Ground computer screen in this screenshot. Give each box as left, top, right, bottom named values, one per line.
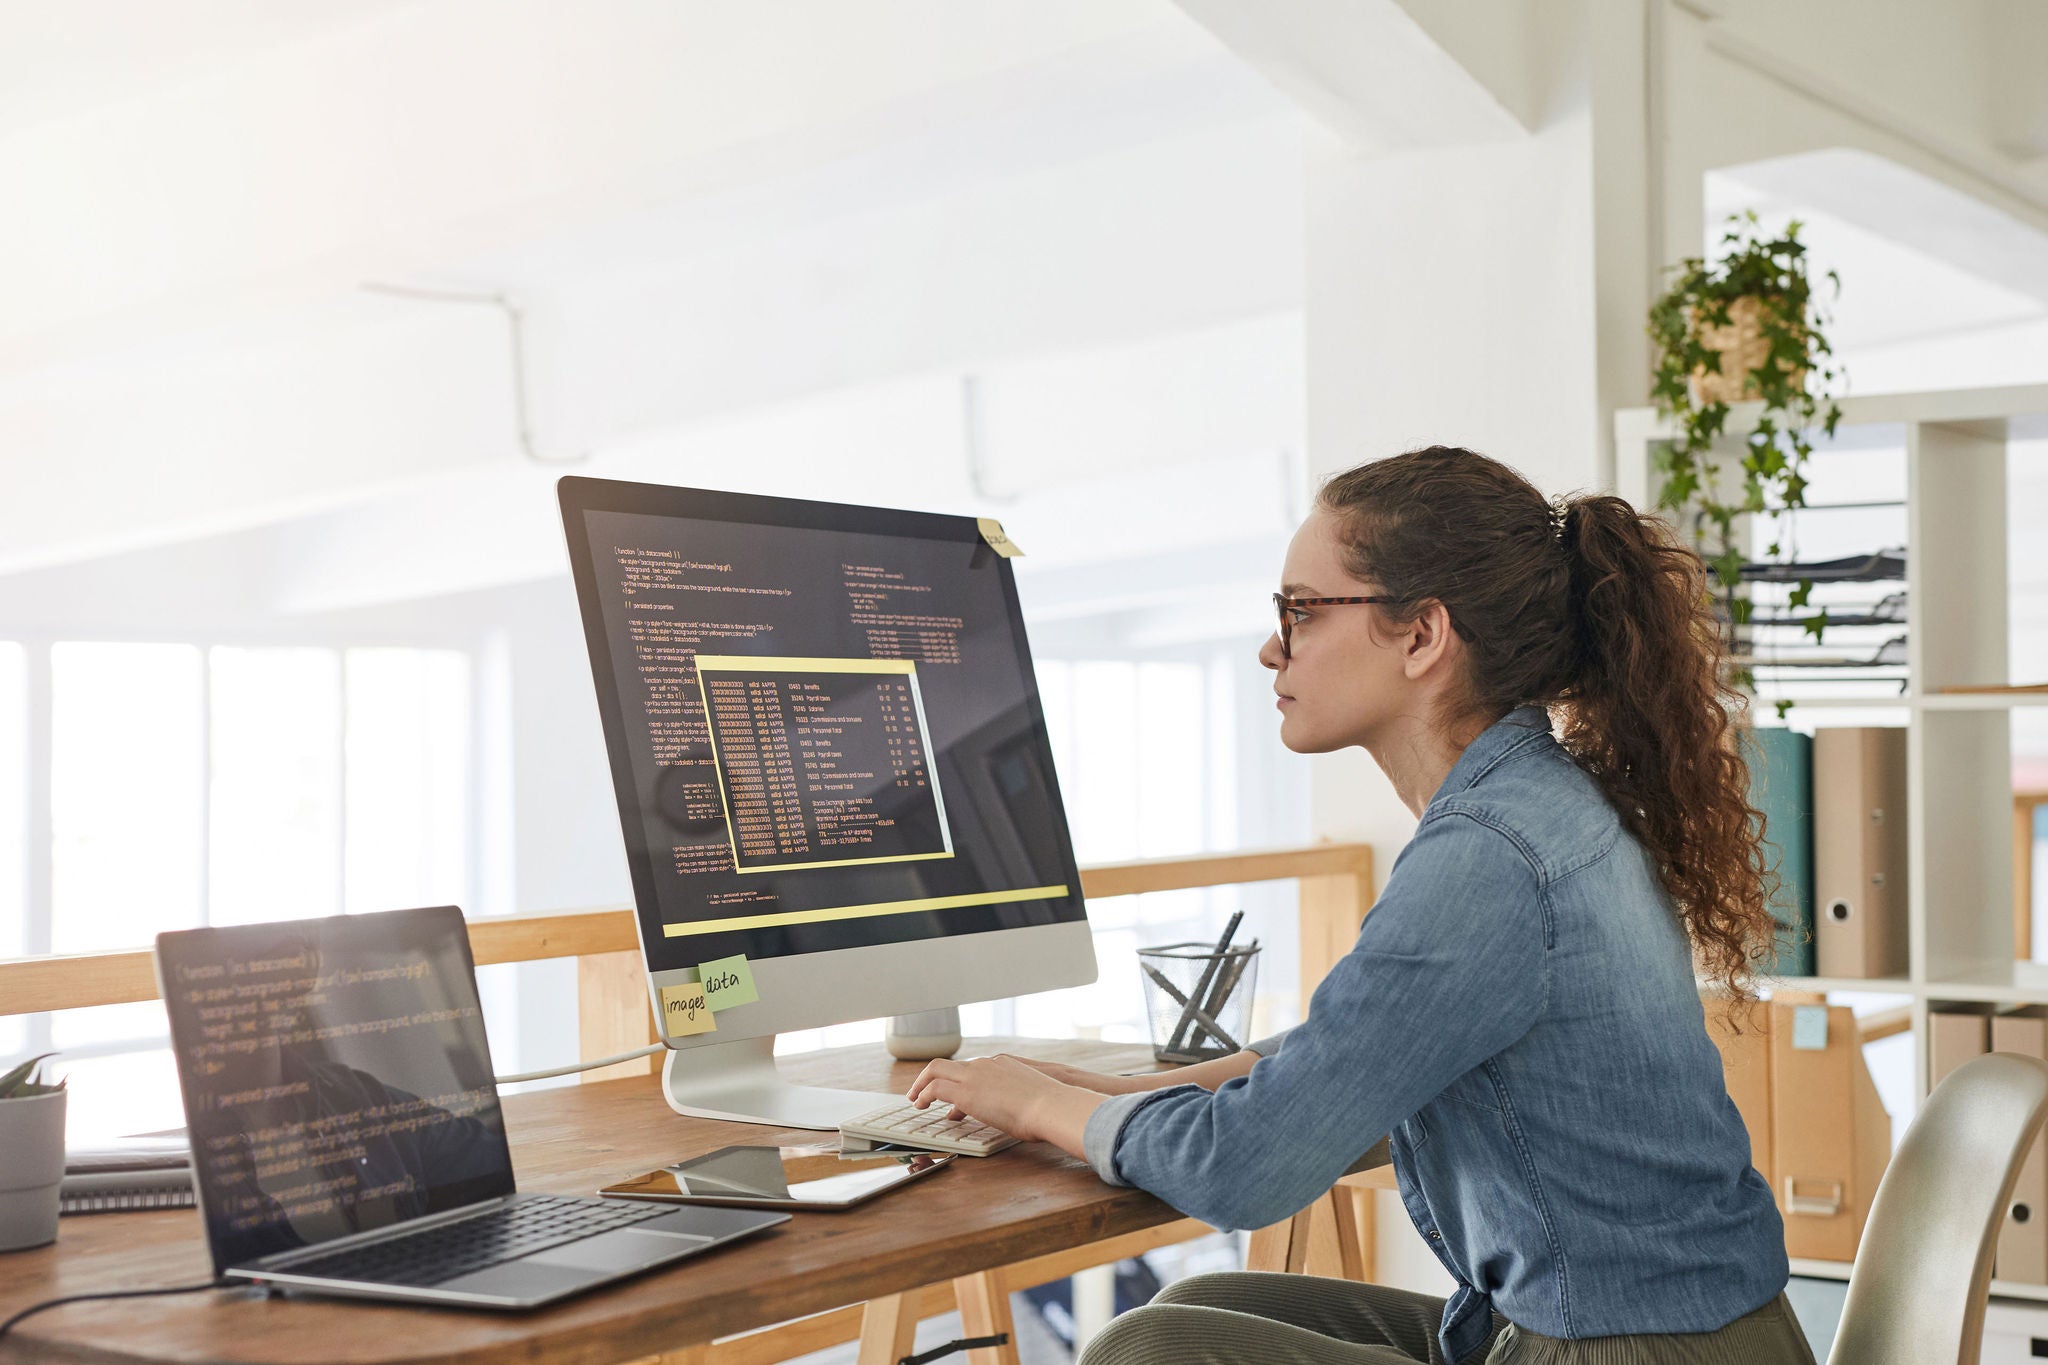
left=559, top=479, right=1089, bottom=991
left=157, top=906, right=514, bottom=1275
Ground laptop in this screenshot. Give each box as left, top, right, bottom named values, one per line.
left=157, top=905, right=787, bottom=1308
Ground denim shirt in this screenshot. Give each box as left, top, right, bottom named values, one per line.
left=1083, top=706, right=1785, bottom=1362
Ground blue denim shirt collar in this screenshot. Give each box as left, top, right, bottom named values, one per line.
left=1431, top=704, right=1553, bottom=803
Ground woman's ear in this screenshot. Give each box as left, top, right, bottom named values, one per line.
left=1401, top=598, right=1458, bottom=680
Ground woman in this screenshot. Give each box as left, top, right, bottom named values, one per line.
left=907, top=446, right=1816, bottom=1364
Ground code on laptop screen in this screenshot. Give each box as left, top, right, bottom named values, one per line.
left=157, top=906, right=515, bottom=1275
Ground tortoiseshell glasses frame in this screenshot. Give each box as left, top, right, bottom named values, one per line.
left=1271, top=593, right=1396, bottom=661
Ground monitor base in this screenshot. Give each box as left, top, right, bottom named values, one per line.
left=661, top=1036, right=891, bottom=1130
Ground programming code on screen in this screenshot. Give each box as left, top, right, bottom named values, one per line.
left=163, top=915, right=512, bottom=1272
left=696, top=657, right=952, bottom=873
left=577, top=500, right=1083, bottom=972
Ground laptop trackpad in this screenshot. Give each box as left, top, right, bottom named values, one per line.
left=527, top=1228, right=713, bottom=1274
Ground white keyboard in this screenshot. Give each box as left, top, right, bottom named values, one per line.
left=839, top=1101, right=1019, bottom=1157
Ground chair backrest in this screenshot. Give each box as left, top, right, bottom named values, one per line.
left=1830, top=1050, right=2048, bottom=1364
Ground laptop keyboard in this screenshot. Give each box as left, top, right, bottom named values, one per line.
left=275, top=1195, right=674, bottom=1288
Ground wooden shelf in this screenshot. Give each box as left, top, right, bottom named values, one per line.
left=1924, top=962, right=2048, bottom=1005
left=1617, top=383, right=2042, bottom=1108
left=1756, top=976, right=1915, bottom=998
left=1917, top=691, right=2048, bottom=711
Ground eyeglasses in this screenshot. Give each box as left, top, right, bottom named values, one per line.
left=1271, top=592, right=1475, bottom=659
left=1271, top=593, right=1396, bottom=661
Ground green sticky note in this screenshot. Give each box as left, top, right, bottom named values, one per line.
left=698, top=954, right=759, bottom=1012
left=1791, top=1004, right=1829, bottom=1051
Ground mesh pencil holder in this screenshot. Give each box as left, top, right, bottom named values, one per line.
left=1138, top=942, right=1259, bottom=1065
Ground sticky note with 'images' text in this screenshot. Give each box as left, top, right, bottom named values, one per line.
left=659, top=981, right=717, bottom=1036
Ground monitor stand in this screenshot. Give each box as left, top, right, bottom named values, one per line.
left=660, top=1036, right=891, bottom=1130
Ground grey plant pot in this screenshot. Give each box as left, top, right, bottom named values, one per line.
left=0, top=1088, right=66, bottom=1252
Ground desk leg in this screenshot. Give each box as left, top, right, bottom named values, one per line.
left=1328, top=1188, right=1375, bottom=1281
left=1245, top=1206, right=1313, bottom=1272
left=951, top=1269, right=1020, bottom=1365
left=858, top=1290, right=923, bottom=1365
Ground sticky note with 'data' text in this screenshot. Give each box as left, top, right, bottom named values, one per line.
left=699, top=954, right=759, bottom=1012
left=659, top=981, right=717, bottom=1036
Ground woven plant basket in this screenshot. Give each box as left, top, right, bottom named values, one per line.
left=1690, top=295, right=1806, bottom=406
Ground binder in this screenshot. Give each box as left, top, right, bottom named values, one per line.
left=1769, top=1001, right=1891, bottom=1261
left=1813, top=728, right=1909, bottom=979
left=1929, top=1005, right=1992, bottom=1091
left=1702, top=995, right=1774, bottom=1191
left=1994, top=1008, right=2048, bottom=1284
left=1742, top=728, right=1815, bottom=977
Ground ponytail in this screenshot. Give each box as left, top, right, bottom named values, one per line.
left=1317, top=449, right=1774, bottom=999
left=1555, top=495, right=1773, bottom=999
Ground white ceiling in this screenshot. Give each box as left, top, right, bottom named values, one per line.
left=0, top=0, right=1311, bottom=580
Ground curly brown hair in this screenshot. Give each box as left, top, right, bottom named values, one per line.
left=1316, top=445, right=1776, bottom=999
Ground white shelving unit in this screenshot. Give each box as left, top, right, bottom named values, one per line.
left=1617, top=382, right=2048, bottom=1301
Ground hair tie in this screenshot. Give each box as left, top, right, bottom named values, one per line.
left=1548, top=496, right=1571, bottom=544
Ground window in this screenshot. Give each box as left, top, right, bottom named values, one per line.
left=210, top=648, right=342, bottom=926
left=0, top=643, right=24, bottom=1057
left=7, top=643, right=474, bottom=1142
left=344, top=648, right=470, bottom=913
left=50, top=644, right=204, bottom=954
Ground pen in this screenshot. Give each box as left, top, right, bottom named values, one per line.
left=1165, top=910, right=1241, bottom=1055
left=1198, top=937, right=1257, bottom=1039
left=1142, top=962, right=1242, bottom=1055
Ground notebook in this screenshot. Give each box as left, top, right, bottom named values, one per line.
left=156, top=905, right=786, bottom=1308
left=61, top=1135, right=196, bottom=1215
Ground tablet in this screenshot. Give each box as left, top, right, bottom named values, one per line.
left=597, top=1144, right=954, bottom=1210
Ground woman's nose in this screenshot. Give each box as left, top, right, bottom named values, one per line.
left=1257, top=632, right=1283, bottom=671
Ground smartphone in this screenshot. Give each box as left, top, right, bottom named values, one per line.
left=597, top=1144, right=954, bottom=1211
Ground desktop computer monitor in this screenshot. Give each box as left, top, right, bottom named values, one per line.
left=558, top=477, right=1096, bottom=1128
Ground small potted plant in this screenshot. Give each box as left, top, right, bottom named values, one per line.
left=1647, top=210, right=1844, bottom=703
left=0, top=1053, right=67, bottom=1251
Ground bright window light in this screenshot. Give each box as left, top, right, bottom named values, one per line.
left=209, top=647, right=342, bottom=926
left=344, top=648, right=470, bottom=914
left=0, top=643, right=24, bottom=1057
left=50, top=643, right=203, bottom=954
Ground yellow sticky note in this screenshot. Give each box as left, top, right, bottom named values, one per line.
left=698, top=954, right=759, bottom=1012
left=976, top=517, right=1023, bottom=558
left=659, top=981, right=716, bottom=1036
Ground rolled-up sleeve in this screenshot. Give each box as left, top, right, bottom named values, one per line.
left=1096, top=811, right=1548, bottom=1231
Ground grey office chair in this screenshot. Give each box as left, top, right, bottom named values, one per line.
left=1829, top=1050, right=2048, bottom=1363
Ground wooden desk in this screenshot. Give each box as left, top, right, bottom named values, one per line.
left=0, top=1038, right=1218, bottom=1365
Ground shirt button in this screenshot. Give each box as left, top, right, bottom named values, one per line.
left=1427, top=1230, right=1441, bottom=1241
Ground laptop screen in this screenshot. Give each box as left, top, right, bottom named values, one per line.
left=157, top=906, right=516, bottom=1274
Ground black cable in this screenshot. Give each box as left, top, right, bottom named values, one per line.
left=0, top=1278, right=227, bottom=1342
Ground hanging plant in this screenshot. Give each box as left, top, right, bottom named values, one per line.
left=1648, top=211, right=1843, bottom=707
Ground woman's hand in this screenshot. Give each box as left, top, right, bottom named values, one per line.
left=1010, top=1056, right=1146, bottom=1096
left=906, top=1053, right=1106, bottom=1158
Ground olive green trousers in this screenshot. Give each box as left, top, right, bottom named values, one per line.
left=1076, top=1273, right=1817, bottom=1365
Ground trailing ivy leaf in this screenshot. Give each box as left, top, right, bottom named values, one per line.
left=1802, top=608, right=1830, bottom=642
left=1713, top=546, right=1744, bottom=588
left=1787, top=578, right=1813, bottom=610
left=1775, top=698, right=1794, bottom=720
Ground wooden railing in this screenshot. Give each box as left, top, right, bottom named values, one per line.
left=0, top=843, right=1377, bottom=1031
